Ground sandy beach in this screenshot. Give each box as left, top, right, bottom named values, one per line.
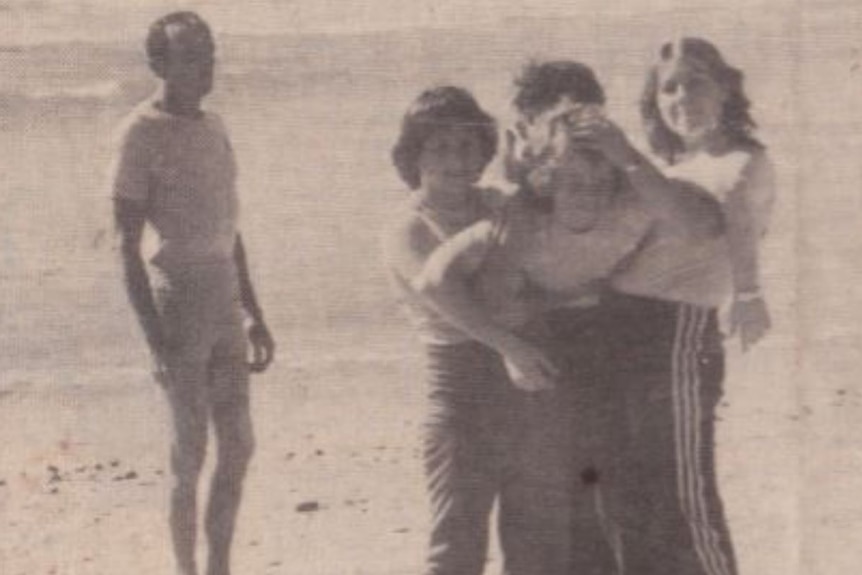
left=3, top=2, right=862, bottom=574
left=1, top=318, right=859, bottom=575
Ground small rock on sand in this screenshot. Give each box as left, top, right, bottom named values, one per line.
left=296, top=501, right=320, bottom=513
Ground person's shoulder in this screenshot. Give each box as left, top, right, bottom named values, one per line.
left=381, top=200, right=431, bottom=257
left=113, top=100, right=169, bottom=145
left=718, top=144, right=774, bottom=192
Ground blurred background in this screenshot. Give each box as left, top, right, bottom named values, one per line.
left=0, top=1, right=860, bottom=573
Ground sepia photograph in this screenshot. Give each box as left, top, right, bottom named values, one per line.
left=0, top=1, right=860, bottom=574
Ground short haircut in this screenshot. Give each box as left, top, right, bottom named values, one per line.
left=640, top=37, right=763, bottom=164
left=146, top=11, right=213, bottom=65
left=513, top=60, right=606, bottom=119
left=392, top=86, right=498, bottom=190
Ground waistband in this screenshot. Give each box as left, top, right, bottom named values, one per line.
left=602, top=290, right=717, bottom=313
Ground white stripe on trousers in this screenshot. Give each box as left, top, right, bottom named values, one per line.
left=672, top=305, right=733, bottom=575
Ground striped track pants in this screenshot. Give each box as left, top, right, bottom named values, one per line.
left=604, top=293, right=738, bottom=575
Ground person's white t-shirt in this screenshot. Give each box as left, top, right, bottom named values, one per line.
left=110, top=100, right=239, bottom=274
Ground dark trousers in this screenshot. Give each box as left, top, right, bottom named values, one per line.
left=421, top=341, right=511, bottom=575
left=601, top=293, right=739, bottom=575
left=421, top=340, right=614, bottom=575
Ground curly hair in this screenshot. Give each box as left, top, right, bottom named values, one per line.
left=640, top=37, right=763, bottom=164
left=513, top=60, right=605, bottom=119
left=391, top=86, right=498, bottom=190
left=146, top=11, right=213, bottom=65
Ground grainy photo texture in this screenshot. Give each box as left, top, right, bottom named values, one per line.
left=0, top=1, right=860, bottom=575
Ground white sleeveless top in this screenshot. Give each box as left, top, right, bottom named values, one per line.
left=611, top=148, right=774, bottom=307
left=384, top=191, right=502, bottom=345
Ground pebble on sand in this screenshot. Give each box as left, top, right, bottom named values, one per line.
left=295, top=501, right=320, bottom=513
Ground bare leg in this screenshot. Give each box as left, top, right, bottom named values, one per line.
left=164, top=362, right=210, bottom=575
left=205, top=357, right=254, bottom=575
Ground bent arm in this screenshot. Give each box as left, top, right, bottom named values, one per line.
left=413, top=221, right=533, bottom=359
left=114, top=198, right=164, bottom=354
left=617, top=148, right=726, bottom=239
left=569, top=119, right=723, bottom=238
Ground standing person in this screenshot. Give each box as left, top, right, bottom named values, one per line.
left=565, top=37, right=777, bottom=574
left=111, top=12, right=274, bottom=575
left=415, top=60, right=735, bottom=575
left=417, top=61, right=675, bottom=575
left=382, top=85, right=559, bottom=575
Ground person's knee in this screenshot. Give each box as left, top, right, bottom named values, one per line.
left=232, top=426, right=256, bottom=468
left=170, top=429, right=208, bottom=487
left=217, top=420, right=255, bottom=477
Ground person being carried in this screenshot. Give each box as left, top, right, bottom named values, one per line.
left=111, top=12, right=274, bottom=575
left=415, top=60, right=731, bottom=575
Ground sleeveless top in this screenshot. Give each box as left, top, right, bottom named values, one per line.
left=384, top=189, right=503, bottom=345
left=611, top=149, right=774, bottom=308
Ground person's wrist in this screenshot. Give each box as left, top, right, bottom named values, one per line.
left=245, top=314, right=265, bottom=330
left=245, top=304, right=264, bottom=324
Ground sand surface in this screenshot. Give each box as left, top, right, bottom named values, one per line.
left=3, top=3, right=862, bottom=574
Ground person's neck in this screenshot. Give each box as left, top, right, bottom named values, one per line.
left=417, top=185, right=474, bottom=213
left=681, top=129, right=730, bottom=159
left=157, top=88, right=204, bottom=119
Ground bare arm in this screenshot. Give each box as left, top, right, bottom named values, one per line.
left=725, top=152, right=775, bottom=351
left=410, top=216, right=558, bottom=390
left=114, top=198, right=165, bottom=356
left=724, top=178, right=761, bottom=294
left=414, top=222, right=527, bottom=354
left=233, top=234, right=275, bottom=372
left=569, top=119, right=723, bottom=239
left=234, top=234, right=264, bottom=322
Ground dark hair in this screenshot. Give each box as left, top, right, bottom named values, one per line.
left=640, top=37, right=763, bottom=164
left=513, top=60, right=605, bottom=119
left=391, top=86, right=498, bottom=190
left=146, top=11, right=213, bottom=65
left=510, top=61, right=615, bottom=203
